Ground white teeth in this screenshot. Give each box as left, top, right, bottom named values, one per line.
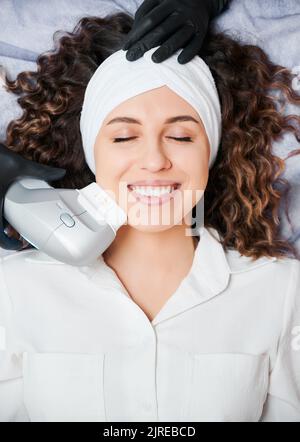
left=129, top=185, right=177, bottom=197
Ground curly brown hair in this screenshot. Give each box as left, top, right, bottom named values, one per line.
left=1, top=12, right=300, bottom=261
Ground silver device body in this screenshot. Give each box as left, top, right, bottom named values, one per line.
left=3, top=178, right=127, bottom=266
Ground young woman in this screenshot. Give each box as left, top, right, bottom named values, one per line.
left=0, top=12, right=300, bottom=422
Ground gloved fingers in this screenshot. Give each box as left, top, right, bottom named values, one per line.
left=0, top=142, right=66, bottom=184
left=128, top=0, right=169, bottom=42
left=132, top=0, right=161, bottom=28
left=125, top=12, right=183, bottom=61
left=150, top=24, right=195, bottom=63
left=177, top=32, right=205, bottom=64
left=122, top=0, right=174, bottom=51
left=21, top=158, right=67, bottom=183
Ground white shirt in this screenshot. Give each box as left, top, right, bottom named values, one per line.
left=0, top=226, right=300, bottom=422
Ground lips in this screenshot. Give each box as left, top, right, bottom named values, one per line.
left=127, top=183, right=181, bottom=190
left=127, top=183, right=181, bottom=206
left=127, top=180, right=181, bottom=187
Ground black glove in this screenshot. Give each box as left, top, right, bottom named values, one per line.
left=0, top=143, right=66, bottom=250
left=122, top=0, right=229, bottom=64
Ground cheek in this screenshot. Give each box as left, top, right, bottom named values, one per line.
left=95, top=146, right=130, bottom=188
left=180, top=143, right=209, bottom=188
left=179, top=143, right=209, bottom=216
left=190, top=160, right=209, bottom=189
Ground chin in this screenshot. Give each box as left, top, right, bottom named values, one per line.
left=127, top=223, right=177, bottom=233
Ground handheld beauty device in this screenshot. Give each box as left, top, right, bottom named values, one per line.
left=3, top=179, right=127, bottom=266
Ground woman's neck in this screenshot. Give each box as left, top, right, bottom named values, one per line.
left=102, top=224, right=198, bottom=278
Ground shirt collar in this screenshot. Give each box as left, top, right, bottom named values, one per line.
left=151, top=226, right=277, bottom=325
left=83, top=225, right=231, bottom=291
left=25, top=225, right=277, bottom=326
left=82, top=226, right=232, bottom=325
left=193, top=226, right=232, bottom=295
left=150, top=226, right=232, bottom=325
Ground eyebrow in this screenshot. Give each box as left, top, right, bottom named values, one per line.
left=106, top=115, right=200, bottom=126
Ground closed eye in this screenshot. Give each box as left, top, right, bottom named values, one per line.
left=113, top=137, right=193, bottom=143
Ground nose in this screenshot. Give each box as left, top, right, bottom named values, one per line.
left=138, top=140, right=172, bottom=172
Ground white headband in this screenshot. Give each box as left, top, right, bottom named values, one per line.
left=80, top=46, right=222, bottom=174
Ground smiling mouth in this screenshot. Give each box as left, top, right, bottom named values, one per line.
left=127, top=183, right=181, bottom=193
left=127, top=183, right=181, bottom=205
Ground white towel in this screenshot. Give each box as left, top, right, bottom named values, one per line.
left=80, top=46, right=222, bottom=174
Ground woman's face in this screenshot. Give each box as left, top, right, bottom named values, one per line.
left=94, top=85, right=210, bottom=233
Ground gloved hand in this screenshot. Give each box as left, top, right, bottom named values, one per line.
left=122, top=0, right=229, bottom=64
left=0, top=143, right=66, bottom=250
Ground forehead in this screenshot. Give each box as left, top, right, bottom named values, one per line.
left=102, top=85, right=200, bottom=123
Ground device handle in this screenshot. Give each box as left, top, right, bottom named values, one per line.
left=0, top=142, right=66, bottom=250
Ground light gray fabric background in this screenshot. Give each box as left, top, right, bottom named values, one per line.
left=0, top=0, right=299, bottom=257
